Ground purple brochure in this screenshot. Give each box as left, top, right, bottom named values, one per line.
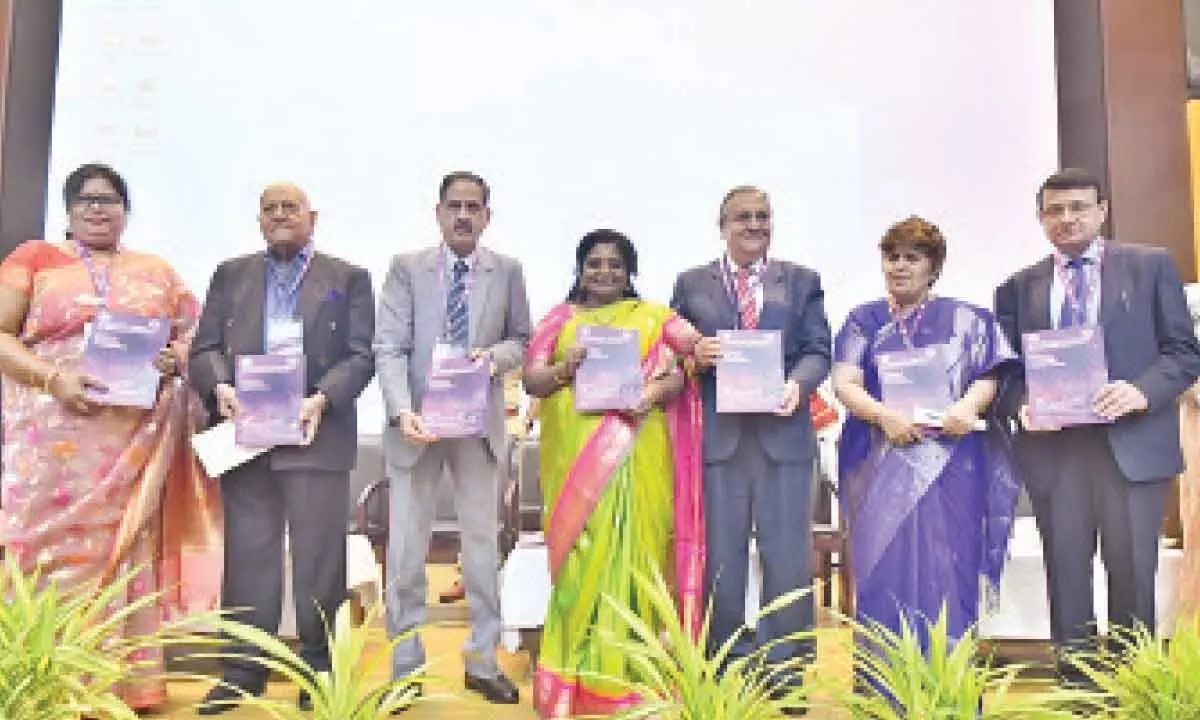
left=1023, top=326, right=1110, bottom=429
left=716, top=329, right=784, bottom=413
left=877, top=345, right=953, bottom=422
left=574, top=325, right=642, bottom=411
left=421, top=356, right=490, bottom=438
left=80, top=310, right=170, bottom=409
left=235, top=354, right=305, bottom=446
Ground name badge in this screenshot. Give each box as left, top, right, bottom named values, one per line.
left=432, top=341, right=468, bottom=367
left=267, top=318, right=304, bottom=356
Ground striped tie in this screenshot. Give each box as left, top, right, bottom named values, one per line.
left=1059, top=256, right=1089, bottom=328
left=445, top=259, right=469, bottom=346
left=736, top=267, right=758, bottom=330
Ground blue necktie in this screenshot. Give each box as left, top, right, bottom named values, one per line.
left=445, top=259, right=469, bottom=346
left=1059, top=257, right=1089, bottom=328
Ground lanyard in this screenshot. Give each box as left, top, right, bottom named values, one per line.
left=268, top=249, right=315, bottom=308
left=721, top=255, right=766, bottom=329
left=75, top=241, right=113, bottom=308
left=888, top=295, right=930, bottom=350
left=1054, top=243, right=1104, bottom=326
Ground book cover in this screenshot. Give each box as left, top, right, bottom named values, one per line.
left=716, top=329, right=784, bottom=413
left=877, top=345, right=954, bottom=423
left=421, top=356, right=490, bottom=438
left=574, top=324, right=643, bottom=411
left=235, top=354, right=306, bottom=446
left=80, top=310, right=170, bottom=409
left=1023, top=326, right=1111, bottom=429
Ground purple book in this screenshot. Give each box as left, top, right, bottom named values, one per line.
left=716, top=329, right=784, bottom=413
left=574, top=325, right=642, bottom=411
left=877, top=345, right=953, bottom=422
left=421, top=356, right=490, bottom=438
left=1023, top=326, right=1111, bottom=429
left=80, top=310, right=170, bottom=409
left=235, top=354, right=306, bottom=446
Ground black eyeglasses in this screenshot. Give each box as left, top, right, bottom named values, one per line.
left=71, top=193, right=124, bottom=209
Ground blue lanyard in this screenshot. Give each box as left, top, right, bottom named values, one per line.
left=75, top=241, right=112, bottom=308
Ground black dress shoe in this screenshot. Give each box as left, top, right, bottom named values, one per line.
left=464, top=671, right=520, bottom=704
left=298, top=689, right=313, bottom=711
left=196, top=683, right=261, bottom=716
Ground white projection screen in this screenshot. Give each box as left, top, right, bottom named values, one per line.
left=48, top=1, right=1058, bottom=429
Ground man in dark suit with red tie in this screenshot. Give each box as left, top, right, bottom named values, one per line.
left=189, top=183, right=376, bottom=714
left=995, top=168, right=1200, bottom=687
left=670, top=186, right=831, bottom=715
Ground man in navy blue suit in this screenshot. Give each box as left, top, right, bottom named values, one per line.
left=995, top=168, right=1200, bottom=686
left=671, top=186, right=831, bottom=714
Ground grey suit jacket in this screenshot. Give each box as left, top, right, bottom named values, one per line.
left=670, top=259, right=832, bottom=464
left=188, top=250, right=377, bottom=472
left=374, top=245, right=531, bottom=467
left=995, top=243, right=1200, bottom=482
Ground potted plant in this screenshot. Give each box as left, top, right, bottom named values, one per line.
left=0, top=553, right=222, bottom=719
left=842, top=607, right=1085, bottom=719
left=591, top=567, right=814, bottom=719
left=1065, top=617, right=1200, bottom=717
left=197, top=598, right=423, bottom=719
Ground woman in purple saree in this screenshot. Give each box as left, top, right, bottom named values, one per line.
left=832, top=217, right=1019, bottom=652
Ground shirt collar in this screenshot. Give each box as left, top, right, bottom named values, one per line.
left=1054, top=237, right=1104, bottom=268
left=443, top=243, right=477, bottom=269
left=723, top=253, right=766, bottom=275
left=265, top=240, right=314, bottom=267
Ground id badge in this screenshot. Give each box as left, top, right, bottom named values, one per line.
left=432, top=341, right=468, bottom=368
left=266, top=318, right=304, bottom=356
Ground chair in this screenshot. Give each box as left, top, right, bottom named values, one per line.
left=811, top=438, right=853, bottom=617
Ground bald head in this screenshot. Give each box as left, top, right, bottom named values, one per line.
left=258, top=182, right=317, bottom=259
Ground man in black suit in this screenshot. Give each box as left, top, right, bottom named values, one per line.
left=995, top=168, right=1200, bottom=685
left=189, top=182, right=376, bottom=714
left=671, top=185, right=831, bottom=715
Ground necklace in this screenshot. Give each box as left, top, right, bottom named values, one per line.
left=887, top=293, right=931, bottom=349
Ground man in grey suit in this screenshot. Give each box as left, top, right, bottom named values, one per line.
left=670, top=186, right=831, bottom=714
left=995, top=168, right=1200, bottom=686
left=375, top=171, right=530, bottom=705
left=190, top=183, right=376, bottom=714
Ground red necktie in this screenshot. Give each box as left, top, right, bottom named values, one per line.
left=736, top=267, right=758, bottom=330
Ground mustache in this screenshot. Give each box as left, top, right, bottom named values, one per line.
left=454, top=220, right=473, bottom=232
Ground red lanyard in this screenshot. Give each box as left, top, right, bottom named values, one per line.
left=888, top=295, right=929, bottom=349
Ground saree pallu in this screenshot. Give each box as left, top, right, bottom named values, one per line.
left=529, top=299, right=703, bottom=719
left=0, top=240, right=222, bottom=710
left=835, top=297, right=1019, bottom=650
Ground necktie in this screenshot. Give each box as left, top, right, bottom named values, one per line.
left=445, top=259, right=469, bottom=345
left=1059, top=256, right=1089, bottom=328
left=735, top=267, right=758, bottom=330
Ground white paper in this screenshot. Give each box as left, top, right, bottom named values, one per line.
left=913, top=407, right=987, bottom=432
left=190, top=420, right=269, bottom=477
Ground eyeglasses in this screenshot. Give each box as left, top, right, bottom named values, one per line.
left=727, top=210, right=772, bottom=224
left=261, top=200, right=305, bottom=216
left=442, top=200, right=485, bottom=215
left=1041, top=201, right=1099, bottom=219
left=71, top=193, right=124, bottom=209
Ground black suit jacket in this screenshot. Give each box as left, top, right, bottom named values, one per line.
left=670, top=259, right=832, bottom=463
left=994, top=243, right=1200, bottom=482
left=188, top=250, right=376, bottom=472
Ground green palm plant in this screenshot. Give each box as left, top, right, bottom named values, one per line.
left=0, top=553, right=223, bottom=720
left=592, top=566, right=814, bottom=719
left=196, top=598, right=422, bottom=719
left=843, top=607, right=1085, bottom=719
left=1064, top=617, right=1200, bottom=718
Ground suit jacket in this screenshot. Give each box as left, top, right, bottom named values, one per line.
left=671, top=259, right=832, bottom=463
left=374, top=245, right=531, bottom=467
left=188, top=250, right=376, bottom=472
left=994, top=242, right=1200, bottom=482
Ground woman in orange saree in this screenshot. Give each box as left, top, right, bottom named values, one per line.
left=0, top=163, right=221, bottom=712
left=524, top=229, right=704, bottom=718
